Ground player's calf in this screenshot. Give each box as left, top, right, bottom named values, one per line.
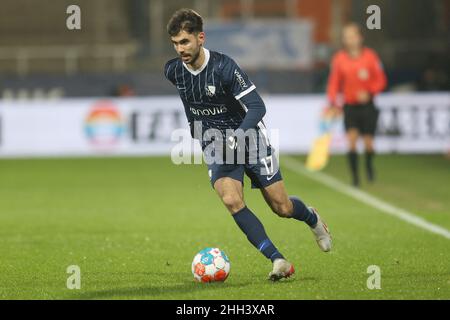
left=268, top=200, right=293, bottom=218
left=233, top=207, right=286, bottom=263
left=261, top=182, right=295, bottom=218
left=288, top=196, right=318, bottom=227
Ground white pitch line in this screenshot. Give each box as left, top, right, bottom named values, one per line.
left=282, top=156, right=450, bottom=240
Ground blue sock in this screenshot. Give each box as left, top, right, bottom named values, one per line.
left=233, top=206, right=284, bottom=262
left=289, top=196, right=318, bottom=227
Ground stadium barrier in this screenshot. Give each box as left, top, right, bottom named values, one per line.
left=0, top=93, right=448, bottom=158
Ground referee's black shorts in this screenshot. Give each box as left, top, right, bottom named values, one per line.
left=343, top=102, right=380, bottom=135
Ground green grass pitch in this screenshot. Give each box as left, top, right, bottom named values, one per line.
left=0, top=154, right=449, bottom=299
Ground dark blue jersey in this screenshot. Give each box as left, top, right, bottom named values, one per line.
left=164, top=48, right=263, bottom=135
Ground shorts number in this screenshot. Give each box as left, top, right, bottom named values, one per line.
left=260, top=155, right=274, bottom=175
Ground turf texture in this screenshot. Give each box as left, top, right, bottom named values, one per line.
left=0, top=154, right=448, bottom=299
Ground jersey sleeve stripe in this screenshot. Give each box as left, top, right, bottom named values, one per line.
left=235, top=84, right=256, bottom=100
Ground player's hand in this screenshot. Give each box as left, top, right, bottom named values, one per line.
left=226, top=135, right=237, bottom=150
left=328, top=105, right=342, bottom=118
left=222, top=134, right=238, bottom=164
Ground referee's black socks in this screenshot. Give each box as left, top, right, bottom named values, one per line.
left=365, top=151, right=375, bottom=183
left=348, top=151, right=359, bottom=187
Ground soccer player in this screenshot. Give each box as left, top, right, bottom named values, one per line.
left=164, top=9, right=331, bottom=281
left=327, top=23, right=387, bottom=187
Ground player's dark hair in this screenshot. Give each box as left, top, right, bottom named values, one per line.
left=167, top=8, right=203, bottom=36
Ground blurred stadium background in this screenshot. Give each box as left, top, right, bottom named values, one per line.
left=0, top=0, right=448, bottom=157
left=0, top=0, right=449, bottom=299
left=0, top=0, right=448, bottom=97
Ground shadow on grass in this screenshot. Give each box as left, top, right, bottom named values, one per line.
left=70, top=271, right=311, bottom=299
left=72, top=273, right=254, bottom=299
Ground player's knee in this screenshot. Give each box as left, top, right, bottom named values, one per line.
left=221, top=194, right=245, bottom=214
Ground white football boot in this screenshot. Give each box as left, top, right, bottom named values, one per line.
left=309, top=207, right=332, bottom=252
left=268, top=258, right=295, bottom=281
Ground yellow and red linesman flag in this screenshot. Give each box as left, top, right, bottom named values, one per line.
left=305, top=106, right=341, bottom=171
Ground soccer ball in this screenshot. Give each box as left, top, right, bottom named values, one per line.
left=191, top=247, right=230, bottom=282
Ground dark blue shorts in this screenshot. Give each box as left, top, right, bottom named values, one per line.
left=202, top=124, right=282, bottom=189
left=207, top=152, right=283, bottom=189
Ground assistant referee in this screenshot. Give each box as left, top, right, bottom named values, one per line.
left=327, top=23, right=387, bottom=187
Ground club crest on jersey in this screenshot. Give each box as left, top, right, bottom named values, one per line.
left=205, top=85, right=216, bottom=97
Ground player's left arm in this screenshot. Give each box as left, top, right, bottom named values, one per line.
left=224, top=89, right=267, bottom=150
left=222, top=56, right=266, bottom=132
left=368, top=50, right=387, bottom=95
left=236, top=90, right=266, bottom=131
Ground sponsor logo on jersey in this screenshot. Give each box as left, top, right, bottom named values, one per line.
left=189, top=105, right=228, bottom=116
left=234, top=69, right=248, bottom=89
